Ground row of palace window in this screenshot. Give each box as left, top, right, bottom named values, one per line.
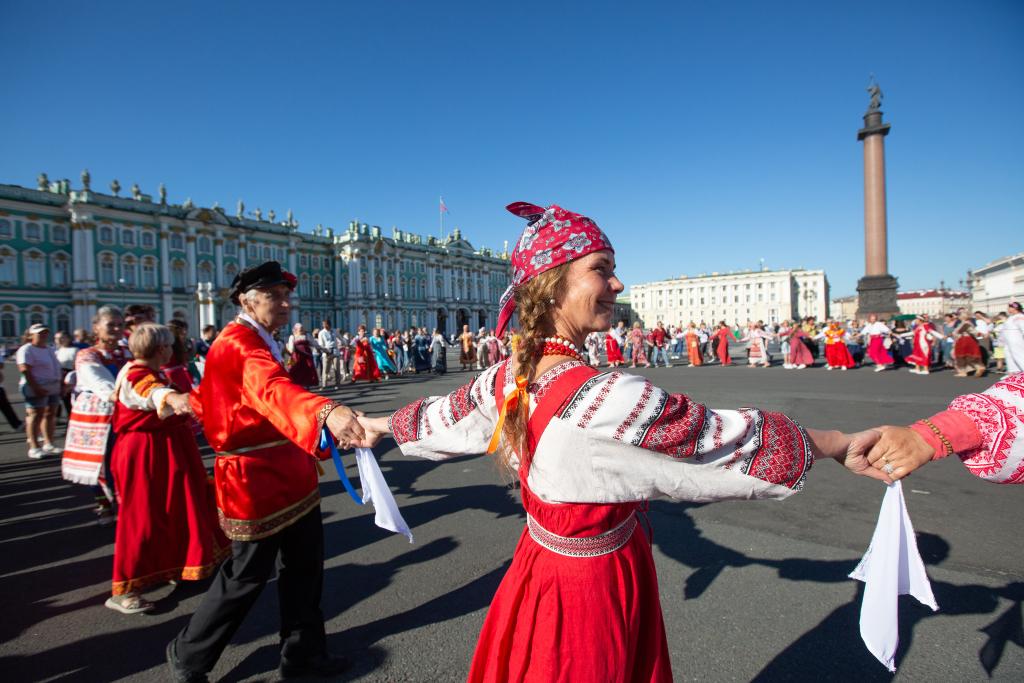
left=1, top=307, right=73, bottom=339
left=0, top=218, right=70, bottom=244
left=0, top=248, right=71, bottom=287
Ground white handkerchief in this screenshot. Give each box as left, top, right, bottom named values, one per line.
left=355, top=447, right=414, bottom=543
left=849, top=480, right=938, bottom=671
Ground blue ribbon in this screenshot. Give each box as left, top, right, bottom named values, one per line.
left=319, top=427, right=363, bottom=505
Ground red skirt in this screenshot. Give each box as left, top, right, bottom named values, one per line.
left=825, top=343, right=855, bottom=368
left=111, top=426, right=229, bottom=595
left=954, top=335, right=982, bottom=361
left=468, top=499, right=671, bottom=682
left=605, top=336, right=624, bottom=363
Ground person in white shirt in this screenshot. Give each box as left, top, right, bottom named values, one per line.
left=53, top=331, right=78, bottom=419
left=316, top=320, right=341, bottom=388
left=16, top=323, right=63, bottom=459
left=999, top=302, right=1024, bottom=374
left=860, top=314, right=894, bottom=372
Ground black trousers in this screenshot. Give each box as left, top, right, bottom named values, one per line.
left=174, top=505, right=326, bottom=673
left=0, top=387, right=21, bottom=428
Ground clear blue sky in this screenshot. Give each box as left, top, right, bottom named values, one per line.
left=2, top=1, right=1021, bottom=296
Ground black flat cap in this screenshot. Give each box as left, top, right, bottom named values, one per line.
left=229, top=261, right=297, bottom=304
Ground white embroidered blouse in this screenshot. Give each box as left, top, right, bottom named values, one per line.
left=390, top=359, right=814, bottom=504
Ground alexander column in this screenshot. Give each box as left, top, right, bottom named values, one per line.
left=855, top=78, right=900, bottom=317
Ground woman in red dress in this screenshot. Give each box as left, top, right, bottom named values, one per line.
left=604, top=327, right=624, bottom=367
left=712, top=321, right=732, bottom=365
left=351, top=324, right=382, bottom=382
left=952, top=318, right=986, bottom=377
left=286, top=323, right=320, bottom=387
left=358, top=201, right=888, bottom=681
left=106, top=323, right=228, bottom=613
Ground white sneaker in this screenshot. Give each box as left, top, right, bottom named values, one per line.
left=826, top=366, right=833, bottom=371
left=42, top=443, right=62, bottom=454
left=841, top=367, right=848, bottom=371
left=873, top=365, right=885, bottom=372
left=28, top=447, right=45, bottom=459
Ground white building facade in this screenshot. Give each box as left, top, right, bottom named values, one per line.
left=629, top=268, right=829, bottom=328
left=969, top=252, right=1024, bottom=314
left=896, top=289, right=970, bottom=317
left=0, top=175, right=509, bottom=343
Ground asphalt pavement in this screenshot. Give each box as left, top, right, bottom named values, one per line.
left=1, top=351, right=1021, bottom=682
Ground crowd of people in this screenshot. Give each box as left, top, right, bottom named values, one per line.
left=585, top=305, right=1024, bottom=376
left=0, top=214, right=1021, bottom=679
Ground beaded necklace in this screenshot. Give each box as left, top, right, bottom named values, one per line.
left=540, top=334, right=586, bottom=363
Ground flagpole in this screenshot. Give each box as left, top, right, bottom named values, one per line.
left=439, top=195, right=443, bottom=239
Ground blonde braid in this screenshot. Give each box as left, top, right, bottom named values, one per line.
left=497, top=264, right=570, bottom=474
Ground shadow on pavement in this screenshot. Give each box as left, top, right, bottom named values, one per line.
left=650, top=501, right=1021, bottom=679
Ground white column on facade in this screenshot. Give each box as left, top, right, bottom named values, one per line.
left=214, top=230, right=225, bottom=288
left=238, top=239, right=248, bottom=269
left=288, top=242, right=299, bottom=324
left=367, top=258, right=376, bottom=295
left=185, top=226, right=197, bottom=287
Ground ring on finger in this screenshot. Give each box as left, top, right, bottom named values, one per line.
left=883, top=463, right=895, bottom=475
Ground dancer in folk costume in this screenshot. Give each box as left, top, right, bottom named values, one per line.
left=106, top=324, right=229, bottom=614
left=62, top=306, right=130, bottom=525
left=998, top=302, right=1024, bottom=374
left=351, top=325, right=382, bottom=382
left=711, top=321, right=732, bottom=365
left=167, top=262, right=368, bottom=681
left=867, top=369, right=1024, bottom=484
left=584, top=330, right=602, bottom=367
left=685, top=323, right=703, bottom=366
left=861, top=314, right=894, bottom=372
left=628, top=321, right=650, bottom=367
left=459, top=324, right=477, bottom=370
left=604, top=327, right=625, bottom=367
left=370, top=328, right=397, bottom=377
left=741, top=322, right=771, bottom=368
left=286, top=324, right=320, bottom=387
left=412, top=327, right=432, bottom=373
left=905, top=314, right=944, bottom=375
left=785, top=325, right=814, bottom=369
left=822, top=321, right=856, bottom=370
left=952, top=317, right=986, bottom=377
left=357, top=202, right=887, bottom=683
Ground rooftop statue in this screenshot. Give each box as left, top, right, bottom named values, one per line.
left=110, top=179, right=121, bottom=196
left=254, top=208, right=262, bottom=220
left=866, top=75, right=883, bottom=114
left=37, top=172, right=49, bottom=191
left=81, top=169, right=91, bottom=191
left=287, top=208, right=294, bottom=225
left=236, top=199, right=245, bottom=218
left=131, top=183, right=142, bottom=200
left=159, top=183, right=167, bottom=204
left=183, top=197, right=194, bottom=210
left=268, top=209, right=276, bottom=222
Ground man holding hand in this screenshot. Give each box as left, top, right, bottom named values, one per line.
left=167, top=262, right=366, bottom=682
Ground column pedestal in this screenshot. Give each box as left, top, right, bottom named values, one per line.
left=855, top=274, right=899, bottom=317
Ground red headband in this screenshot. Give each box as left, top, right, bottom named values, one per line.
left=496, top=202, right=614, bottom=336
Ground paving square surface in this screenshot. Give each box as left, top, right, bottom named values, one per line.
left=1, top=354, right=1021, bottom=682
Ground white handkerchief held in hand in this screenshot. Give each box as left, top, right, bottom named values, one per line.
left=849, top=480, right=938, bottom=672
left=354, top=448, right=414, bottom=543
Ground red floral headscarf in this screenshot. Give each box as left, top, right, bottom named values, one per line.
left=496, top=201, right=614, bottom=336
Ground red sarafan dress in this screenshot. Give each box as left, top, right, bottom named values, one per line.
left=352, top=336, right=382, bottom=382
left=470, top=364, right=670, bottom=682
left=391, top=357, right=816, bottom=681
left=110, top=362, right=229, bottom=595
left=605, top=332, right=624, bottom=364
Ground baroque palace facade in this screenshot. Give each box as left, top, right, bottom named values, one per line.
left=0, top=174, right=510, bottom=343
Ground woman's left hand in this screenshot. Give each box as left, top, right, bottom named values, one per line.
left=837, top=429, right=893, bottom=483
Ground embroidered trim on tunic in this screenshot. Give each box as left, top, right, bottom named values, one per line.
left=316, top=401, right=337, bottom=435
left=526, top=512, right=637, bottom=558
left=218, top=489, right=321, bottom=541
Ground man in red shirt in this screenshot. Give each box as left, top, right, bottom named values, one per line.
left=649, top=321, right=671, bottom=368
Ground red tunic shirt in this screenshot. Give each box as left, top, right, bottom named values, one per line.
left=190, top=320, right=336, bottom=541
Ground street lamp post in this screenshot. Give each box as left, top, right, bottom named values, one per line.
left=118, top=277, right=127, bottom=311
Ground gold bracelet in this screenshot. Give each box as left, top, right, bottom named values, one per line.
left=918, top=418, right=954, bottom=457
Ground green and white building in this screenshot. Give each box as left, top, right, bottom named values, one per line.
left=0, top=173, right=509, bottom=343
